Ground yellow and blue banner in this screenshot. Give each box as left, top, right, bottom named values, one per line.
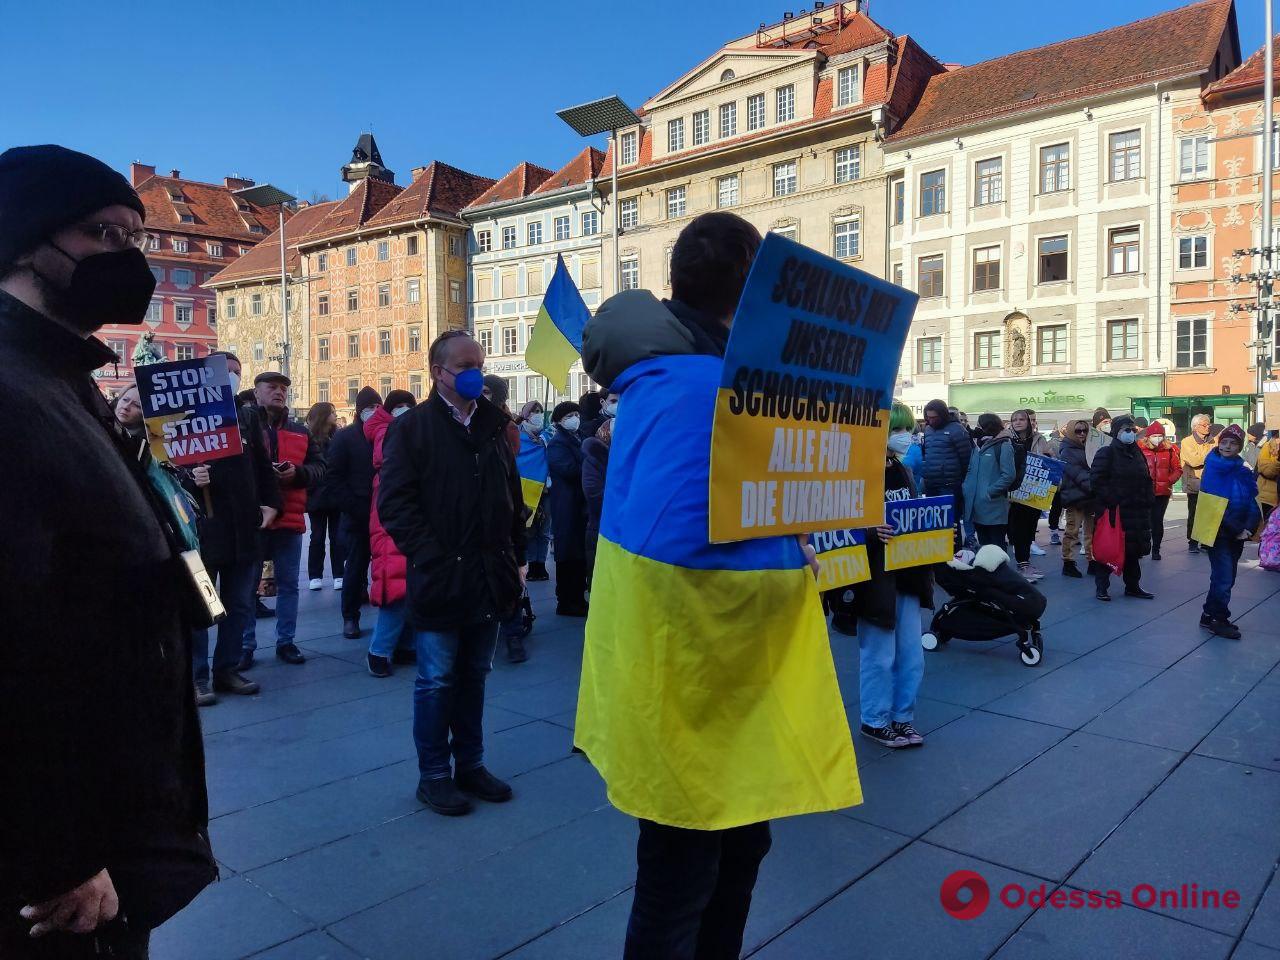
left=709, top=233, right=917, bottom=542
left=575, top=352, right=861, bottom=831
left=1191, top=451, right=1259, bottom=545
left=136, top=354, right=243, bottom=466
left=811, top=528, right=870, bottom=591
left=1010, top=455, right=1065, bottom=512
left=515, top=430, right=548, bottom=522
left=883, top=494, right=956, bottom=571
left=525, top=255, right=589, bottom=391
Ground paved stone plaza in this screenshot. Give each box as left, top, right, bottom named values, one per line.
left=156, top=506, right=1280, bottom=960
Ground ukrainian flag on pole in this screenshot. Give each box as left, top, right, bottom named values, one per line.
left=525, top=255, right=589, bottom=391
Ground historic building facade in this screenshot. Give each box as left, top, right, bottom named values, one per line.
left=883, top=0, right=1240, bottom=426
left=462, top=148, right=607, bottom=408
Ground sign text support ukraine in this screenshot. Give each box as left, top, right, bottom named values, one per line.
left=709, top=234, right=917, bottom=541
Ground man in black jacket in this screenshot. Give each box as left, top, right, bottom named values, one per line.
left=0, top=145, right=215, bottom=958
left=379, top=330, right=527, bottom=817
left=326, top=385, right=382, bottom=638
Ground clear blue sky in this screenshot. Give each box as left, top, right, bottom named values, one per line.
left=2, top=0, right=1267, bottom=200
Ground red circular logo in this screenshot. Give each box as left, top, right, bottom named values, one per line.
left=940, top=870, right=990, bottom=920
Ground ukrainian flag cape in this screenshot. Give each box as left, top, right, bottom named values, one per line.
left=515, top=429, right=548, bottom=519
left=1192, top=449, right=1260, bottom=545
left=574, top=352, right=861, bottom=830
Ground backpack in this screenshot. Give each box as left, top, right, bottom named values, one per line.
left=1260, top=507, right=1280, bottom=572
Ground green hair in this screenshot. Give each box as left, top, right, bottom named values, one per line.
left=888, top=400, right=915, bottom=432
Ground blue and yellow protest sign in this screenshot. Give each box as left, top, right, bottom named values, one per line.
left=708, top=233, right=917, bottom=542
left=137, top=355, right=243, bottom=466
left=1010, top=454, right=1064, bottom=512
left=811, top=527, right=870, bottom=591
left=883, top=494, right=955, bottom=571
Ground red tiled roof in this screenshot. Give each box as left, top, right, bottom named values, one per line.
left=889, top=0, right=1236, bottom=142
left=1204, top=35, right=1280, bottom=102
left=366, top=161, right=497, bottom=227
left=885, top=36, right=948, bottom=124
left=296, top=177, right=403, bottom=244
left=740, top=4, right=892, bottom=57
left=529, top=147, right=608, bottom=197
left=206, top=201, right=339, bottom=286
left=135, top=174, right=279, bottom=241
left=467, top=161, right=554, bottom=209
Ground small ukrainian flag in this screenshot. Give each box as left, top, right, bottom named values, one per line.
left=515, top=429, right=548, bottom=521
left=525, top=255, right=589, bottom=391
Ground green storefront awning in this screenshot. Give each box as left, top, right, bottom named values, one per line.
left=948, top=374, right=1164, bottom=417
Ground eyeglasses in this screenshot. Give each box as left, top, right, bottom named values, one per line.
left=77, top=222, right=152, bottom=251
left=1073, top=428, right=1088, bottom=435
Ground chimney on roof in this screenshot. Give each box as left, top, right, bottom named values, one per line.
left=411, top=166, right=428, bottom=179
left=224, top=176, right=255, bottom=190
left=341, top=132, right=395, bottom=194
left=169, top=169, right=181, bottom=179
left=129, top=162, right=156, bottom=187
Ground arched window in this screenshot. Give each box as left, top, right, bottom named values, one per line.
left=720, top=68, right=736, bottom=82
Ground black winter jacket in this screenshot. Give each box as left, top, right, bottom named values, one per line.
left=547, top=427, right=588, bottom=563
left=0, top=292, right=215, bottom=924
left=922, top=419, right=973, bottom=497
left=1056, top=437, right=1095, bottom=510
left=582, top=435, right=609, bottom=568
left=378, top=393, right=528, bottom=630
left=323, top=420, right=376, bottom=518
left=1090, top=442, right=1155, bottom=557
left=306, top=432, right=342, bottom=512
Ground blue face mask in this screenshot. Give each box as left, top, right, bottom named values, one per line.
left=445, top=367, right=485, bottom=401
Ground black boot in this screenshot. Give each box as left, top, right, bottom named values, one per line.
left=506, top=635, right=529, bottom=663
left=1062, top=560, right=1083, bottom=578
left=343, top=616, right=361, bottom=639
left=526, top=562, right=550, bottom=582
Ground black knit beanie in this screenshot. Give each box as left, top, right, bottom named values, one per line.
left=354, top=386, right=383, bottom=415
left=0, top=145, right=146, bottom=269
left=384, top=390, right=416, bottom=412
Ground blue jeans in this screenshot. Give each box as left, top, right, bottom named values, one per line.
left=1203, top=536, right=1245, bottom=621
left=369, top=599, right=411, bottom=658
left=857, top=592, right=924, bottom=728
left=193, top=556, right=258, bottom=683
left=242, top=529, right=303, bottom=652
left=413, top=621, right=499, bottom=781
left=527, top=510, right=551, bottom=564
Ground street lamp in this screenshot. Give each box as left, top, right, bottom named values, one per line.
left=233, top=183, right=297, bottom=381
left=556, top=95, right=641, bottom=294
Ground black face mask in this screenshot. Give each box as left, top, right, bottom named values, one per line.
left=40, top=244, right=157, bottom=331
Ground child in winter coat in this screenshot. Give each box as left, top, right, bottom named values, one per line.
left=1198, top=425, right=1262, bottom=639
left=1139, top=423, right=1181, bottom=560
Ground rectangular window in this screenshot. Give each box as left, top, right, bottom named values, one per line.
left=173, top=238, right=188, bottom=254
left=918, top=255, right=944, bottom=298
left=253, top=342, right=264, bottom=362
left=477, top=230, right=492, bottom=253
left=225, top=297, right=236, bottom=319
left=347, top=289, right=359, bottom=311
left=621, top=258, right=639, bottom=291
left=317, top=253, right=328, bottom=272
left=974, top=157, right=1003, bottom=205
left=837, top=64, right=860, bottom=106
left=620, top=131, right=638, bottom=166
left=406, top=277, right=420, bottom=303
left=174, top=343, right=195, bottom=361
left=145, top=301, right=162, bottom=324
left=919, top=170, right=945, bottom=216
left=449, top=279, right=462, bottom=303
left=1040, top=143, right=1070, bottom=193
left=147, top=236, right=160, bottom=252
left=1037, top=325, right=1068, bottom=364
left=207, top=302, right=216, bottom=325
left=376, top=240, right=389, bottom=261
left=1177, top=317, right=1208, bottom=368
left=377, top=283, right=391, bottom=308
left=619, top=197, right=639, bottom=230
left=891, top=177, right=904, bottom=225
left=775, top=84, right=795, bottom=123
left=1110, top=130, right=1142, bottom=182
left=449, top=235, right=461, bottom=257
left=667, top=117, right=685, bottom=152
left=408, top=235, right=420, bottom=256
left=892, top=262, right=903, bottom=286
left=380, top=376, right=392, bottom=397
left=347, top=379, right=359, bottom=405
left=974, top=331, right=1001, bottom=369
left=834, top=145, right=861, bottom=184
left=1038, top=235, right=1069, bottom=283
left=667, top=186, right=687, bottom=219
left=251, top=293, right=263, bottom=316
left=317, top=380, right=330, bottom=403
left=503, top=327, right=518, bottom=354
left=409, top=374, right=423, bottom=400
left=833, top=218, right=860, bottom=259
left=528, top=221, right=543, bottom=245
left=582, top=210, right=599, bottom=235
left=502, top=226, right=516, bottom=249
left=318, top=336, right=330, bottom=362
left=347, top=333, right=359, bottom=358
left=717, top=174, right=739, bottom=209
left=175, top=303, right=192, bottom=326
left=917, top=337, right=942, bottom=374
left=973, top=245, right=1001, bottom=291
left=1179, top=136, right=1210, bottom=180
left=773, top=161, right=797, bottom=197
left=346, top=247, right=357, bottom=266
left=208, top=242, right=222, bottom=258
left=719, top=102, right=737, bottom=138
left=1109, top=228, right=1140, bottom=275
left=408, top=326, right=421, bottom=352
left=378, top=329, right=391, bottom=355
left=317, top=294, right=329, bottom=316
left=747, top=93, right=766, bottom=131
left=478, top=328, right=493, bottom=353
left=1178, top=235, right=1208, bottom=269
left=173, top=268, right=195, bottom=287
left=151, top=266, right=164, bottom=284
left=693, top=110, right=710, bottom=146
left=554, top=216, right=570, bottom=241
left=1108, top=318, right=1139, bottom=360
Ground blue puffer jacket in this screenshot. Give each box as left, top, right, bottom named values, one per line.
left=1204, top=449, right=1262, bottom=539
left=922, top=419, right=973, bottom=497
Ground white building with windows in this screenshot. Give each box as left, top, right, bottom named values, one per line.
left=462, top=148, right=608, bottom=408
left=882, top=0, right=1239, bottom=424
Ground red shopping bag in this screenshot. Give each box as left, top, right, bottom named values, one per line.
left=1093, top=506, right=1126, bottom=576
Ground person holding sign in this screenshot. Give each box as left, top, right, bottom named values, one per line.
left=1007, top=409, right=1051, bottom=583
left=1089, top=416, right=1155, bottom=602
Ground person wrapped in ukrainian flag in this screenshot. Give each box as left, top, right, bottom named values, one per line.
left=575, top=212, right=860, bottom=957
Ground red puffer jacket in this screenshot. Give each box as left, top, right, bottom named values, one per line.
left=247, top=405, right=324, bottom=533
left=365, top=407, right=407, bottom=607
left=1141, top=432, right=1182, bottom=498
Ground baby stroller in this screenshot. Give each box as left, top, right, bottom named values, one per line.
left=923, top=545, right=1046, bottom=666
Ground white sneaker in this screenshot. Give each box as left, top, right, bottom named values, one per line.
left=1079, top=544, right=1086, bottom=556
left=1018, top=561, right=1044, bottom=583
left=333, top=577, right=344, bottom=591
left=309, top=578, right=323, bottom=591
left=1030, top=542, right=1046, bottom=557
